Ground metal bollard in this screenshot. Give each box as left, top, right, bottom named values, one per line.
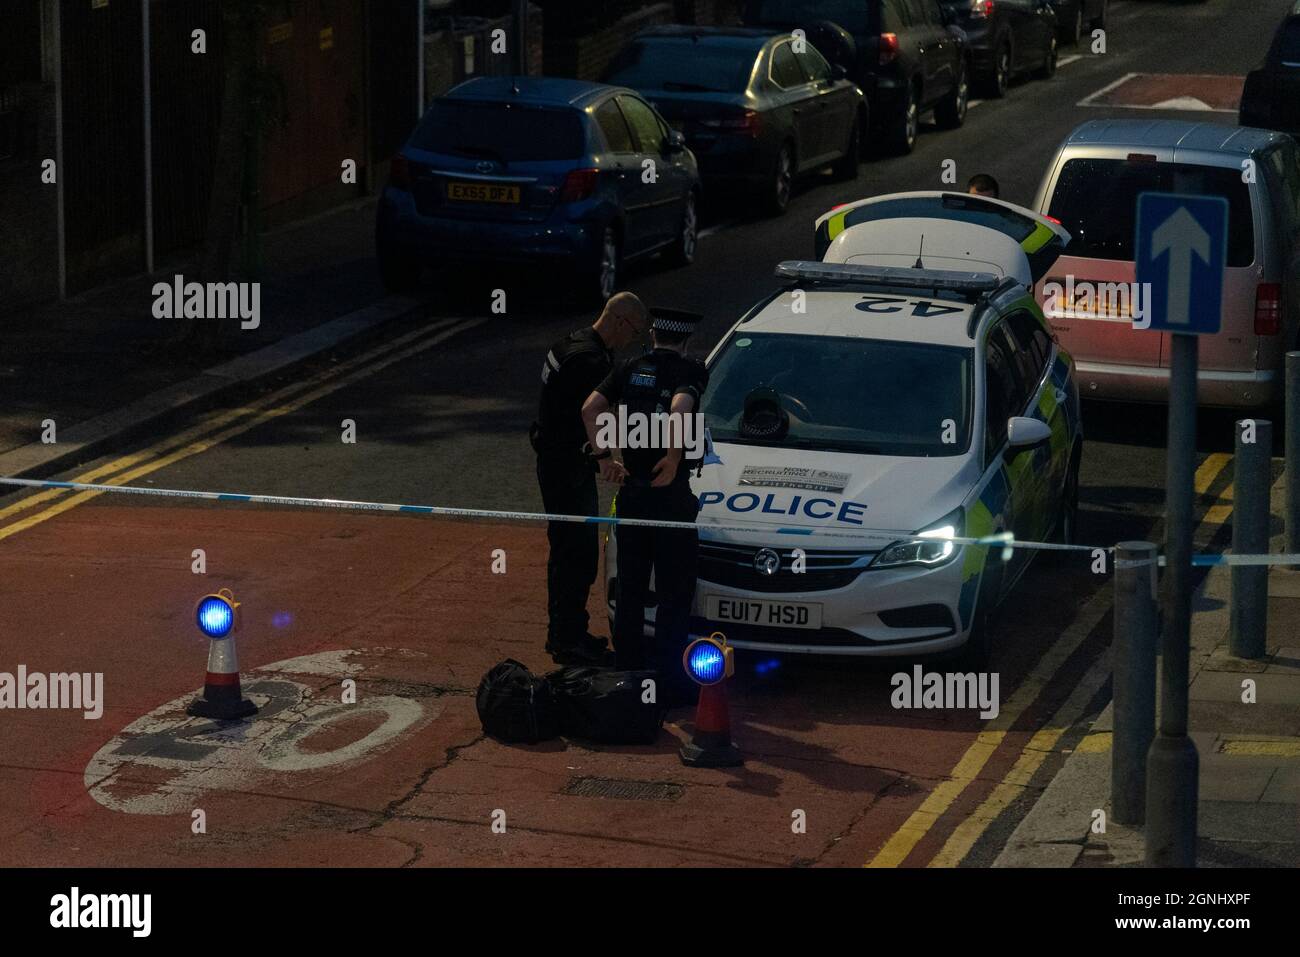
left=1287, top=353, right=1300, bottom=555
left=1231, top=418, right=1271, bottom=659
left=1147, top=334, right=1199, bottom=868
left=1112, top=542, right=1158, bottom=826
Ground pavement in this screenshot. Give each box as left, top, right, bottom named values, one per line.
left=996, top=472, right=1300, bottom=868
left=0, top=197, right=424, bottom=479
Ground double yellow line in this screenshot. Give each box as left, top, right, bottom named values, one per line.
left=866, top=450, right=1238, bottom=867
left=0, top=316, right=485, bottom=543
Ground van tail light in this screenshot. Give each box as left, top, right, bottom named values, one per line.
left=1255, top=282, right=1282, bottom=336
left=560, top=168, right=600, bottom=203
left=389, top=154, right=412, bottom=191
left=879, top=33, right=900, bottom=65
left=970, top=0, right=995, bottom=17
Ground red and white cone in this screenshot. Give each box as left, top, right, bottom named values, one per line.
left=679, top=680, right=743, bottom=768
left=187, top=632, right=257, bottom=720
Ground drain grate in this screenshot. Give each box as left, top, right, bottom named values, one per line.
left=562, top=776, right=685, bottom=802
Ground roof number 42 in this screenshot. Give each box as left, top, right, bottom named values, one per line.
left=854, top=296, right=964, bottom=317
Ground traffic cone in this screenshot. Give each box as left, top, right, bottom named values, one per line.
left=187, top=630, right=257, bottom=720
left=679, top=676, right=743, bottom=768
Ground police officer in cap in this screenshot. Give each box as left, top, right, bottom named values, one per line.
left=532, top=292, right=650, bottom=665
left=581, top=308, right=708, bottom=705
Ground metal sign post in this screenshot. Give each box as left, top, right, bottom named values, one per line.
left=1134, top=191, right=1228, bottom=867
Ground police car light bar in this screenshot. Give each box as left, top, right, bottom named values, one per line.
left=774, top=260, right=1004, bottom=295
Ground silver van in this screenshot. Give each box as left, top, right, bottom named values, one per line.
left=1031, top=119, right=1300, bottom=408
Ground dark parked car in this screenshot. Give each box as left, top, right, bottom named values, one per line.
left=1240, top=1, right=1300, bottom=140
left=939, top=0, right=1058, bottom=97
left=375, top=77, right=700, bottom=303
left=1047, top=0, right=1107, bottom=47
left=604, top=26, right=866, bottom=215
left=741, top=0, right=969, bottom=155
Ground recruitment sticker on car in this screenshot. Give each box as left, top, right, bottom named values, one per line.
left=447, top=181, right=521, bottom=203
left=707, top=596, right=823, bottom=630
left=737, top=465, right=851, bottom=494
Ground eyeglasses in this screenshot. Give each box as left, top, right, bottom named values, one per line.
left=621, top=314, right=648, bottom=338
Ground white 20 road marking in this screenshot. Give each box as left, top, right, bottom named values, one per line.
left=85, top=649, right=437, bottom=815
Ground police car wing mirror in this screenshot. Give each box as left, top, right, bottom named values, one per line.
left=1006, top=416, right=1053, bottom=450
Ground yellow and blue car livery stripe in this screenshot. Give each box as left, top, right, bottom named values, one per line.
left=814, top=210, right=851, bottom=257
left=1020, top=222, right=1056, bottom=255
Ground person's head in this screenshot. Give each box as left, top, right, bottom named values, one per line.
left=967, top=174, right=999, bottom=199
left=595, top=292, right=650, bottom=349
left=649, top=308, right=703, bottom=353
left=651, top=328, right=691, bottom=352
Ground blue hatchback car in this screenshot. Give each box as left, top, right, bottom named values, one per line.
left=375, top=76, right=702, bottom=302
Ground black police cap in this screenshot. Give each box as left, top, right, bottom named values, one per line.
left=650, top=308, right=703, bottom=335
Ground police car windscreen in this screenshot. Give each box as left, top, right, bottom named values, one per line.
left=410, top=102, right=585, bottom=162
left=703, top=333, right=973, bottom=457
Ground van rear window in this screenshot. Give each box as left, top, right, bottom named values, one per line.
left=1047, top=159, right=1255, bottom=267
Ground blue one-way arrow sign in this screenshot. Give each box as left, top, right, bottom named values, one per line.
left=1135, top=192, right=1228, bottom=335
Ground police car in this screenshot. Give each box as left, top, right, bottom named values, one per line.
left=813, top=190, right=1073, bottom=285
left=605, top=204, right=1081, bottom=661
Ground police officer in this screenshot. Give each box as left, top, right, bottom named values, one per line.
left=532, top=292, right=650, bottom=665
left=581, top=308, right=708, bottom=705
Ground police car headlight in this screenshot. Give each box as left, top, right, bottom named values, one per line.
left=871, top=509, right=963, bottom=569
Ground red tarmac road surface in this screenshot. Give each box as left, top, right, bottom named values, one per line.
left=0, top=502, right=1085, bottom=867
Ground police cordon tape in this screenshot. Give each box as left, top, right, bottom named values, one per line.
left=0, top=476, right=1069, bottom=551
left=1, top=475, right=1296, bottom=567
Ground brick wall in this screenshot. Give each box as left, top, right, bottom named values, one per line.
left=424, top=3, right=544, bottom=102
left=677, top=0, right=745, bottom=26
left=543, top=3, right=674, bottom=81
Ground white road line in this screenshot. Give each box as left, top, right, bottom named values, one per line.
left=1077, top=71, right=1139, bottom=108
left=1057, top=54, right=1083, bottom=68
left=698, top=221, right=740, bottom=240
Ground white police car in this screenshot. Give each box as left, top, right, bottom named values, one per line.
left=813, top=190, right=1073, bottom=287
left=606, top=254, right=1082, bottom=662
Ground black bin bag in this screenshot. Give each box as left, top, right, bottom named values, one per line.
left=547, top=666, right=666, bottom=745
left=476, top=659, right=560, bottom=744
